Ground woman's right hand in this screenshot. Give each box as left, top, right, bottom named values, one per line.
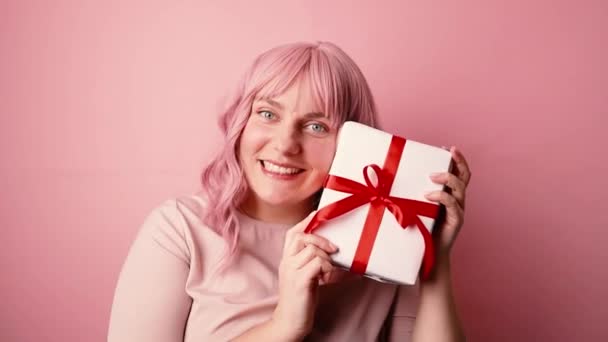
left=271, top=211, right=339, bottom=341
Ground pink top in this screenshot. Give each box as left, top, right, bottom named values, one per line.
left=108, top=193, right=420, bottom=341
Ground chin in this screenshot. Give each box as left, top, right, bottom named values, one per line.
left=252, top=186, right=313, bottom=206
left=258, top=193, right=305, bottom=207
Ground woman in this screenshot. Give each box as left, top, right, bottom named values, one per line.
left=108, top=41, right=470, bottom=341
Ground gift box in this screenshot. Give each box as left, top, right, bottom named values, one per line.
left=305, top=121, right=453, bottom=285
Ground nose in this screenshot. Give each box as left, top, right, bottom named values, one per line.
left=273, top=124, right=301, bottom=155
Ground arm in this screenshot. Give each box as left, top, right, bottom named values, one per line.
left=411, top=146, right=470, bottom=342
left=411, top=255, right=465, bottom=342
left=108, top=200, right=192, bottom=342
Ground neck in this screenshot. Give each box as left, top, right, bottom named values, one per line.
left=239, top=196, right=314, bottom=225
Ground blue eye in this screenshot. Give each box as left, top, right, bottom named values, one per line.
left=308, top=123, right=328, bottom=133
left=258, top=110, right=275, bottom=120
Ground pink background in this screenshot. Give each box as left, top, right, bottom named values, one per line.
left=1, top=1, right=606, bottom=341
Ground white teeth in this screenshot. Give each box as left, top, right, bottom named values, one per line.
left=262, top=161, right=301, bottom=175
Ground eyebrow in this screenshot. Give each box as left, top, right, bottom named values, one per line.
left=255, top=98, right=327, bottom=119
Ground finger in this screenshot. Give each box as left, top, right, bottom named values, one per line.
left=286, top=231, right=338, bottom=257
left=424, top=190, right=461, bottom=211
left=429, top=172, right=466, bottom=208
left=425, top=190, right=465, bottom=224
left=283, top=211, right=317, bottom=251
left=318, top=269, right=333, bottom=285
left=291, top=244, right=332, bottom=269
left=450, top=146, right=472, bottom=186
left=301, top=256, right=333, bottom=281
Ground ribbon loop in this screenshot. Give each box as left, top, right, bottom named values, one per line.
left=363, top=164, right=380, bottom=192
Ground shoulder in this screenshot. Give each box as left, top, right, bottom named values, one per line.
left=175, top=191, right=207, bottom=213
left=137, top=192, right=215, bottom=264
left=143, top=192, right=210, bottom=230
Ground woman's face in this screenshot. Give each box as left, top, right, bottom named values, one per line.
left=238, top=77, right=337, bottom=216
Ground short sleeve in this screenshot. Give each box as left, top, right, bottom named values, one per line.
left=108, top=200, right=193, bottom=342
left=387, top=283, right=421, bottom=341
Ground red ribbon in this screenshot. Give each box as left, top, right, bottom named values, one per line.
left=304, top=136, right=439, bottom=281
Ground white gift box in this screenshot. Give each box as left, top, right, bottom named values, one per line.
left=311, top=121, right=452, bottom=285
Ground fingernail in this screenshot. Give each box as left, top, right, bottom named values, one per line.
left=330, top=242, right=339, bottom=251
left=430, top=172, right=442, bottom=178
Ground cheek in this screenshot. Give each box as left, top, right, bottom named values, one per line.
left=239, top=122, right=267, bottom=156
left=307, top=140, right=337, bottom=171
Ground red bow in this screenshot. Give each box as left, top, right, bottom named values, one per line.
left=304, top=136, right=439, bottom=280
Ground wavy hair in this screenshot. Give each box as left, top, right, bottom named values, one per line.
left=199, top=41, right=380, bottom=271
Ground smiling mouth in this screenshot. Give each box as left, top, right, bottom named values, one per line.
left=260, top=160, right=304, bottom=176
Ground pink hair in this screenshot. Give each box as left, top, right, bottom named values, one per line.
left=199, top=41, right=380, bottom=272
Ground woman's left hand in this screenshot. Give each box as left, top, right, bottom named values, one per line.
left=424, top=146, right=472, bottom=260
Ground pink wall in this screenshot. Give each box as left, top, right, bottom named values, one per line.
left=1, top=1, right=606, bottom=341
